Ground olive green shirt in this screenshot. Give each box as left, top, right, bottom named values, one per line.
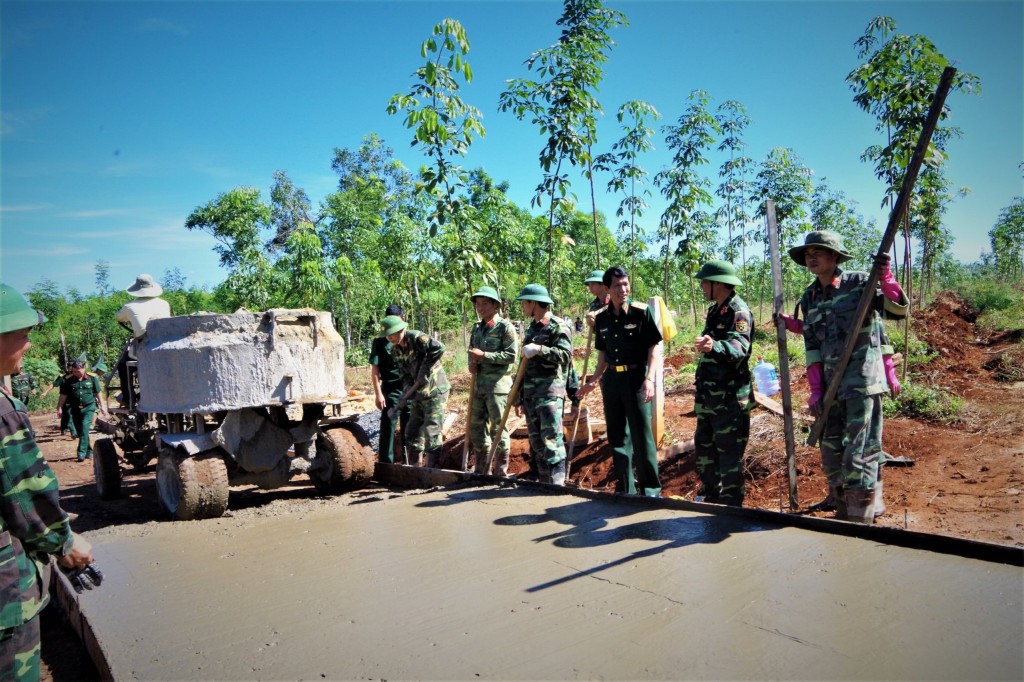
left=469, top=315, right=518, bottom=394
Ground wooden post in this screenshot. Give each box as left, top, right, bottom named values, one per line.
left=566, top=328, right=594, bottom=475
left=766, top=199, right=799, bottom=510
left=808, top=66, right=957, bottom=447
left=485, top=357, right=529, bottom=475
left=461, top=370, right=477, bottom=472
left=647, top=296, right=666, bottom=449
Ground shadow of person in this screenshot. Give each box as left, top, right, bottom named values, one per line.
left=414, top=484, right=548, bottom=509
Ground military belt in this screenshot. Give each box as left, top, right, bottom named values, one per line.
left=610, top=363, right=641, bottom=373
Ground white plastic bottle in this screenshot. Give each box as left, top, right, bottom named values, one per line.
left=752, top=357, right=780, bottom=396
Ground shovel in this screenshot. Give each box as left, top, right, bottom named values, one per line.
left=484, top=357, right=529, bottom=476
left=565, top=327, right=595, bottom=482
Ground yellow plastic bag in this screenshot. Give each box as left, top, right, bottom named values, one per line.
left=655, top=296, right=678, bottom=342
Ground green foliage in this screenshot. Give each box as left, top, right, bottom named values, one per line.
left=883, top=382, right=963, bottom=422
left=988, top=196, right=1024, bottom=282
left=958, top=278, right=1024, bottom=334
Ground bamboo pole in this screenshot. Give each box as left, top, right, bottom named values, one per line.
left=566, top=328, right=594, bottom=478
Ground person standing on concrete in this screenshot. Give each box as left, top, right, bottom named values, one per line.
left=115, top=273, right=171, bottom=405
left=56, top=361, right=108, bottom=462
left=0, top=284, right=99, bottom=682
left=515, top=285, right=573, bottom=485
left=467, top=287, right=518, bottom=475
left=690, top=260, right=754, bottom=506
left=577, top=267, right=663, bottom=497
left=370, top=304, right=411, bottom=463
left=382, top=316, right=450, bottom=468
left=787, top=230, right=908, bottom=524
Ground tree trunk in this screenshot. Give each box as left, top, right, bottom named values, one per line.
left=587, top=150, right=601, bottom=268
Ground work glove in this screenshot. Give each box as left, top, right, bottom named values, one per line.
left=882, top=354, right=901, bottom=397
left=62, top=563, right=104, bottom=594
left=773, top=312, right=804, bottom=335
left=807, top=362, right=825, bottom=417
left=874, top=253, right=905, bottom=303
left=522, top=344, right=542, bottom=359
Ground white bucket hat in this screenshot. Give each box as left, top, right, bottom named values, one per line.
left=126, top=273, right=163, bottom=297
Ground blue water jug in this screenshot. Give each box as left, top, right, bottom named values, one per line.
left=752, top=357, right=780, bottom=396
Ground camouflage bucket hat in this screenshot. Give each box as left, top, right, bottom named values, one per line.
left=379, top=315, right=408, bottom=337
left=584, top=270, right=605, bottom=284
left=789, top=230, right=852, bottom=266
left=694, top=260, right=743, bottom=287
left=0, top=284, right=46, bottom=334
left=516, top=283, right=554, bottom=305
left=471, top=286, right=501, bottom=304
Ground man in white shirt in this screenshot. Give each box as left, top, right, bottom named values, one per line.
left=115, top=274, right=171, bottom=405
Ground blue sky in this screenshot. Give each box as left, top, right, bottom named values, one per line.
left=2, top=0, right=1021, bottom=297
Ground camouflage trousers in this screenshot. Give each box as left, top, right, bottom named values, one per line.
left=522, top=395, right=566, bottom=474
left=820, top=394, right=883, bottom=492
left=601, top=370, right=661, bottom=497
left=0, top=615, right=41, bottom=682
left=470, top=391, right=510, bottom=475
left=69, top=405, right=96, bottom=460
left=694, top=393, right=750, bottom=506
left=406, top=390, right=450, bottom=464
left=378, top=383, right=410, bottom=464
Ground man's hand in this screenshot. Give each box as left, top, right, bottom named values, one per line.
left=374, top=394, right=386, bottom=411
left=638, top=378, right=655, bottom=403
left=61, top=564, right=103, bottom=594
left=514, top=404, right=523, bottom=417
left=57, top=533, right=94, bottom=571
left=872, top=252, right=891, bottom=269
left=808, top=392, right=824, bottom=418
left=773, top=312, right=804, bottom=335
left=585, top=311, right=598, bottom=328
left=576, top=381, right=597, bottom=400
left=468, top=348, right=484, bottom=363
left=694, top=335, right=714, bottom=354
left=522, top=344, right=542, bottom=359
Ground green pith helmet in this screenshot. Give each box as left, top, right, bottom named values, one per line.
left=516, top=283, right=554, bottom=305
left=0, top=284, right=45, bottom=334
left=471, top=286, right=501, bottom=304
left=379, top=315, right=408, bottom=337
left=694, top=260, right=743, bottom=287
left=584, top=270, right=605, bottom=284
left=789, top=230, right=853, bottom=266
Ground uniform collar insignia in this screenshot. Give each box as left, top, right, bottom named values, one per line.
left=625, top=323, right=638, bottom=329
left=720, top=305, right=728, bottom=315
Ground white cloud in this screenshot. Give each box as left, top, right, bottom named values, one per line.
left=0, top=204, right=50, bottom=213
left=61, top=208, right=132, bottom=219
left=3, top=245, right=89, bottom=257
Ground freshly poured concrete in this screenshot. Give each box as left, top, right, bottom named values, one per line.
left=77, top=486, right=1022, bottom=680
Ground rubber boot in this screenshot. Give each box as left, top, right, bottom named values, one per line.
left=549, top=459, right=566, bottom=486
left=426, top=448, right=442, bottom=469
left=845, top=487, right=876, bottom=524
left=873, top=480, right=886, bottom=518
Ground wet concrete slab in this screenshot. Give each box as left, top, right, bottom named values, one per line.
left=72, top=485, right=1023, bottom=680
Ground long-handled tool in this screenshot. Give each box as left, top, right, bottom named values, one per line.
left=565, top=328, right=595, bottom=481
left=484, top=357, right=529, bottom=476
left=462, top=366, right=478, bottom=472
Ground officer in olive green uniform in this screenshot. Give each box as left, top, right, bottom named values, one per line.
left=382, top=316, right=450, bottom=468
left=370, top=305, right=411, bottom=463
left=57, top=361, right=108, bottom=462
left=578, top=267, right=663, bottom=497
left=1, top=284, right=99, bottom=681
left=692, top=260, right=754, bottom=506
left=516, top=284, right=573, bottom=485
left=467, top=287, right=518, bottom=475
left=791, top=231, right=908, bottom=523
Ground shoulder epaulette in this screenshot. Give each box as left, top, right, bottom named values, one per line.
left=593, top=304, right=609, bottom=316
left=630, top=301, right=649, bottom=311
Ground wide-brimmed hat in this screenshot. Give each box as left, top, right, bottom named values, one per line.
left=584, top=270, right=605, bottom=284
left=379, top=315, right=408, bottom=337
left=0, top=284, right=46, bottom=334
left=789, top=231, right=852, bottom=266
left=471, top=286, right=501, bottom=304
left=516, top=284, right=554, bottom=305
left=126, top=273, right=163, bottom=297
left=694, top=260, right=743, bottom=287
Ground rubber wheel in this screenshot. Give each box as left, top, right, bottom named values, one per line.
left=312, top=425, right=375, bottom=494
left=93, top=438, right=122, bottom=500
left=156, top=448, right=230, bottom=520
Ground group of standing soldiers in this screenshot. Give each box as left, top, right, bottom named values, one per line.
left=367, top=229, right=905, bottom=522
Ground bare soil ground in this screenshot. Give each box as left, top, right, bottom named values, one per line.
left=36, top=292, right=1023, bottom=680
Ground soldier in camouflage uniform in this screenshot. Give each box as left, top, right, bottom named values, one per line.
left=578, top=267, right=663, bottom=497
left=790, top=231, right=908, bottom=523
left=515, top=284, right=573, bottom=485
left=382, top=316, right=450, bottom=468
left=690, top=260, right=753, bottom=506
left=1, top=284, right=98, bottom=681
left=370, top=305, right=411, bottom=463
left=9, top=373, right=35, bottom=409
left=466, top=287, right=518, bottom=475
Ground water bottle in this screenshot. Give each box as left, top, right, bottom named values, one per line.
left=753, top=357, right=780, bottom=396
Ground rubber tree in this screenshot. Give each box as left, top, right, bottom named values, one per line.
left=594, top=99, right=660, bottom=276
left=387, top=19, right=489, bottom=344
left=498, top=0, right=626, bottom=290
left=912, top=165, right=970, bottom=300
left=989, top=196, right=1024, bottom=283
left=714, top=100, right=753, bottom=267
left=655, top=89, right=720, bottom=316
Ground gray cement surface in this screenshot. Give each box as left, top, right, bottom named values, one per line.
left=75, top=485, right=1022, bottom=681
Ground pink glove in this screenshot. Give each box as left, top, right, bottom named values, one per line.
left=807, top=362, right=824, bottom=413
left=883, top=354, right=901, bottom=396
left=775, top=312, right=804, bottom=335
left=876, top=257, right=905, bottom=303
